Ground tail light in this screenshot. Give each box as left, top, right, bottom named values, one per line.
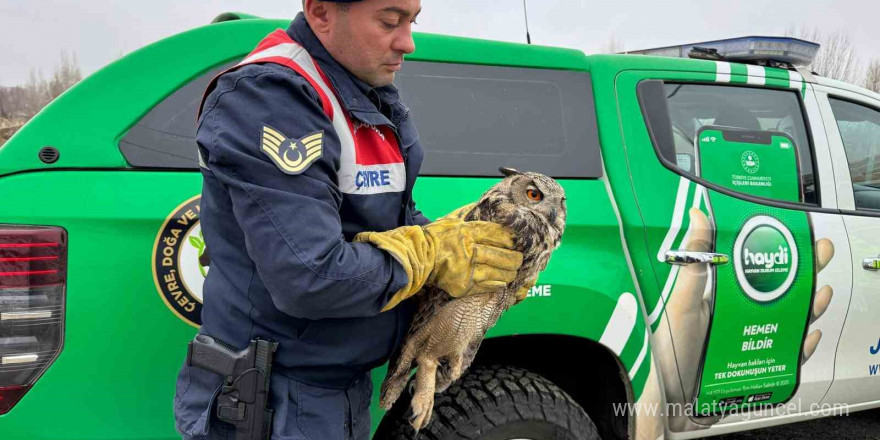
left=0, top=226, right=67, bottom=414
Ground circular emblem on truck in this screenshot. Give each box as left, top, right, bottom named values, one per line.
left=152, top=195, right=208, bottom=327
left=741, top=150, right=760, bottom=174
left=733, top=216, right=798, bottom=302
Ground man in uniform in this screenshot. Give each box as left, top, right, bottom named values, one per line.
left=174, top=1, right=531, bottom=439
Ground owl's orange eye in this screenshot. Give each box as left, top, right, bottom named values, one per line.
left=526, top=188, right=544, bottom=201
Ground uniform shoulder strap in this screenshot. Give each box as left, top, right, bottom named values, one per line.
left=197, top=29, right=335, bottom=122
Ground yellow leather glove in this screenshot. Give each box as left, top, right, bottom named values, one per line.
left=438, top=202, right=535, bottom=307
left=439, top=202, right=477, bottom=221
left=441, top=203, right=533, bottom=306
left=354, top=218, right=523, bottom=312
left=439, top=202, right=533, bottom=305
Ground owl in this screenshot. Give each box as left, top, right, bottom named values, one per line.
left=379, top=167, right=567, bottom=431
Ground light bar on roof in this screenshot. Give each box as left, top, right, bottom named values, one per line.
left=630, top=36, right=820, bottom=66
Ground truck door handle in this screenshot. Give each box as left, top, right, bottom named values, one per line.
left=665, top=250, right=730, bottom=266
left=864, top=257, right=880, bottom=271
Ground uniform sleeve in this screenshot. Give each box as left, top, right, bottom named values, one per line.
left=197, top=64, right=408, bottom=320
left=410, top=200, right=431, bottom=226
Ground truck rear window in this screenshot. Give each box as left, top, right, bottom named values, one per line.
left=119, top=61, right=235, bottom=169
left=120, top=61, right=602, bottom=179
left=396, top=62, right=602, bottom=178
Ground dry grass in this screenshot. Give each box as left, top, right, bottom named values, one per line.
left=0, top=118, right=26, bottom=146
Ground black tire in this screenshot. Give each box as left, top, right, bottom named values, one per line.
left=374, top=365, right=601, bottom=440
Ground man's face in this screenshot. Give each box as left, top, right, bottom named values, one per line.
left=307, top=0, right=421, bottom=87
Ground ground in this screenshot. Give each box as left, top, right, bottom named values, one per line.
left=0, top=117, right=25, bottom=145
left=715, top=407, right=880, bottom=439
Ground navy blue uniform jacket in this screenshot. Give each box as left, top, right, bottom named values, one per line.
left=174, top=10, right=433, bottom=436
left=175, top=12, right=431, bottom=440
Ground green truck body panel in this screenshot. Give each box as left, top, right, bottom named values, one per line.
left=0, top=171, right=203, bottom=439
left=0, top=168, right=634, bottom=438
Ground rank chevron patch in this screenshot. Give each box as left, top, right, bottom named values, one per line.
left=260, top=125, right=324, bottom=175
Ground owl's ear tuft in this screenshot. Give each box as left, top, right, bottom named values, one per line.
left=499, top=167, right=521, bottom=177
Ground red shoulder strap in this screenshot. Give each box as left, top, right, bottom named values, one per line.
left=196, top=29, right=334, bottom=122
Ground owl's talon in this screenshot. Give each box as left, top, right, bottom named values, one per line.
left=409, top=400, right=433, bottom=431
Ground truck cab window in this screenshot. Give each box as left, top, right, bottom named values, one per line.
left=828, top=98, right=880, bottom=211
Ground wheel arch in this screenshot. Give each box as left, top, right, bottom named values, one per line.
left=473, top=334, right=635, bottom=440
left=467, top=282, right=658, bottom=438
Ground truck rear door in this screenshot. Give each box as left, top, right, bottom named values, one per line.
left=614, top=64, right=851, bottom=430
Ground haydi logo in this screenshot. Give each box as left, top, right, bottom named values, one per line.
left=743, top=245, right=790, bottom=269
left=733, top=216, right=798, bottom=303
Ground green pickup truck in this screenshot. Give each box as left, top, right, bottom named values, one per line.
left=2, top=13, right=880, bottom=440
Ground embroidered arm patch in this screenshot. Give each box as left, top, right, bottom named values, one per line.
left=261, top=125, right=324, bottom=175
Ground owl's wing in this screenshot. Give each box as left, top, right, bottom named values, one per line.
left=460, top=328, right=489, bottom=376
left=533, top=242, right=557, bottom=272
left=408, top=286, right=453, bottom=338
left=381, top=288, right=451, bottom=393
left=538, top=256, right=550, bottom=272
left=380, top=288, right=450, bottom=406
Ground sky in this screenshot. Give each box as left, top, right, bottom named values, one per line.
left=1, top=0, right=879, bottom=87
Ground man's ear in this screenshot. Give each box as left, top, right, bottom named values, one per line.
left=304, top=0, right=332, bottom=34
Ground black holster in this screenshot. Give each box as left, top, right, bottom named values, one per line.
left=186, top=334, right=278, bottom=440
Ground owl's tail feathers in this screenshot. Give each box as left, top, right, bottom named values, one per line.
left=379, top=343, right=419, bottom=409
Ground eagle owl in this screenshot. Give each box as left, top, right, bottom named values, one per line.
left=380, top=167, right=567, bottom=431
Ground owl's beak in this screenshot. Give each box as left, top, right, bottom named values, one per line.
left=549, top=207, right=557, bottom=224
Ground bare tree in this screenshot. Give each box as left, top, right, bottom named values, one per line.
left=6, top=50, right=82, bottom=120
left=0, top=87, right=25, bottom=120
left=47, top=50, right=82, bottom=100
left=0, top=88, right=7, bottom=120
left=0, top=51, right=81, bottom=146
left=786, top=25, right=862, bottom=84
left=865, top=59, right=880, bottom=93
left=0, top=75, right=7, bottom=119
left=22, top=69, right=47, bottom=117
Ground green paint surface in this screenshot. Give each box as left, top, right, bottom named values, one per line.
left=0, top=171, right=636, bottom=439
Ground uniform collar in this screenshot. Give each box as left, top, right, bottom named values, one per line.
left=287, top=13, right=406, bottom=126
